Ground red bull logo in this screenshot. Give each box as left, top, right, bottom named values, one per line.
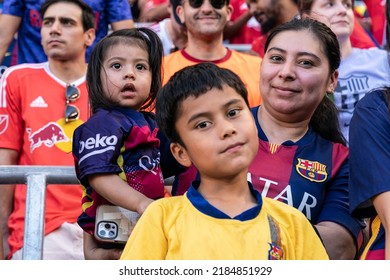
left=26, top=122, right=69, bottom=152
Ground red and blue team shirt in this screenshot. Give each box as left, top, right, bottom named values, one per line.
left=72, top=108, right=165, bottom=235
left=247, top=107, right=362, bottom=241
left=349, top=90, right=390, bottom=260
left=2, top=0, right=133, bottom=63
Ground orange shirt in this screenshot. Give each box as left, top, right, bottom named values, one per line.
left=163, top=49, right=262, bottom=107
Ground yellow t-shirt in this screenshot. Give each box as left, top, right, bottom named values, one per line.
left=120, top=185, right=328, bottom=260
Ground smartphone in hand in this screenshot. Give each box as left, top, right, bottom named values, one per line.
left=95, top=205, right=140, bottom=244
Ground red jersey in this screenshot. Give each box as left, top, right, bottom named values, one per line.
left=362, top=0, right=385, bottom=46
left=228, top=0, right=261, bottom=44
left=0, top=62, right=89, bottom=258
left=143, top=0, right=168, bottom=22
left=350, top=17, right=377, bottom=49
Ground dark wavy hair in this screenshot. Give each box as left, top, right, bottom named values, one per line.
left=87, top=27, right=163, bottom=114
left=264, top=18, right=346, bottom=145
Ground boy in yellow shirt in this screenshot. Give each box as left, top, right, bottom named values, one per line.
left=120, top=63, right=328, bottom=260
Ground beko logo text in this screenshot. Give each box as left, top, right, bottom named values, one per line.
left=79, top=133, right=118, bottom=153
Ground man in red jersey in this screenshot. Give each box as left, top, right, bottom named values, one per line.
left=0, top=0, right=95, bottom=260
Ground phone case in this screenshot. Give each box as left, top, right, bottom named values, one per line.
left=94, top=205, right=140, bottom=244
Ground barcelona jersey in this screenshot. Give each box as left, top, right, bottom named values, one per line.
left=248, top=106, right=361, bottom=240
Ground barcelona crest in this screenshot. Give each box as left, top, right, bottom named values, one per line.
left=268, top=243, right=283, bottom=260
left=296, top=158, right=327, bottom=182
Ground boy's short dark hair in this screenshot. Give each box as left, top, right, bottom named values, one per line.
left=156, top=62, right=249, bottom=145
left=40, top=0, right=95, bottom=31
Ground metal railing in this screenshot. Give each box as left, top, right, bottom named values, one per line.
left=0, top=165, right=79, bottom=260
left=0, top=165, right=175, bottom=260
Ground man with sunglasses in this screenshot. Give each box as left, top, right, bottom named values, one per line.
left=0, top=0, right=95, bottom=260
left=162, top=0, right=262, bottom=107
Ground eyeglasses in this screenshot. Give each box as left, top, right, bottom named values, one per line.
left=65, top=85, right=80, bottom=123
left=188, top=0, right=227, bottom=9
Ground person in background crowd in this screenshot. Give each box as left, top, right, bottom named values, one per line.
left=163, top=0, right=263, bottom=107
left=249, top=0, right=378, bottom=57
left=0, top=0, right=95, bottom=260
left=137, top=0, right=169, bottom=22
left=354, top=0, right=386, bottom=47
left=348, top=0, right=390, bottom=260
left=0, top=0, right=133, bottom=64
left=148, top=0, right=187, bottom=55
left=223, top=0, right=261, bottom=44
left=0, top=0, right=16, bottom=76
left=298, top=0, right=389, bottom=142
left=129, top=0, right=142, bottom=21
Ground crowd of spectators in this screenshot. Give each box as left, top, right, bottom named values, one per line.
left=0, top=0, right=389, bottom=261
left=0, top=0, right=386, bottom=73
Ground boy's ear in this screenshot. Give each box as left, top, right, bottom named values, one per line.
left=170, top=142, right=192, bottom=168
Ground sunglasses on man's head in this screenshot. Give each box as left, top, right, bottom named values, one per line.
left=188, top=0, right=227, bottom=9
left=65, top=85, right=80, bottom=123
